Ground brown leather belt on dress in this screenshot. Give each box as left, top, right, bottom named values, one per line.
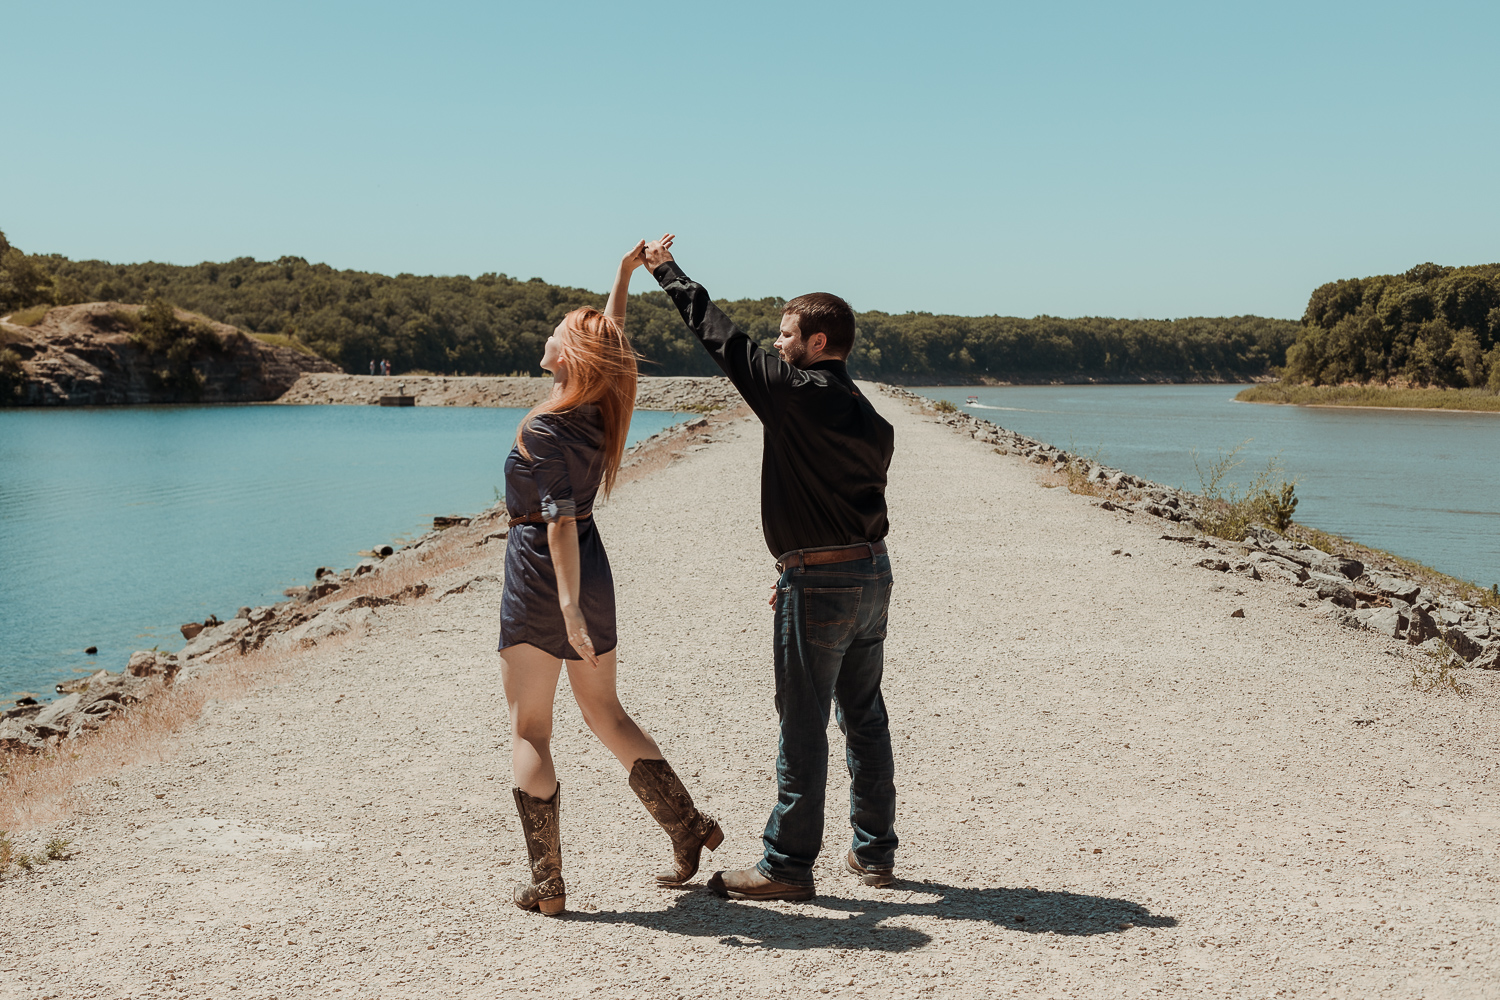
left=507, top=512, right=593, bottom=528
left=775, top=539, right=886, bottom=572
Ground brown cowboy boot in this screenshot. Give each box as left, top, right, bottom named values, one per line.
left=511, top=784, right=566, bottom=915
left=627, top=758, right=724, bottom=885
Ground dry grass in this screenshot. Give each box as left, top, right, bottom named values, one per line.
left=250, top=332, right=323, bottom=358
left=0, top=624, right=383, bottom=833
left=1238, top=382, right=1500, bottom=413
left=6, top=305, right=51, bottom=327
left=1410, top=637, right=1472, bottom=696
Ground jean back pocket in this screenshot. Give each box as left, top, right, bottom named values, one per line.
left=803, top=587, right=863, bottom=650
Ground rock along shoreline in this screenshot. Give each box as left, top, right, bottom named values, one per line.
left=7, top=381, right=1498, bottom=756
left=0, top=407, right=728, bottom=756
left=882, top=385, right=1500, bottom=670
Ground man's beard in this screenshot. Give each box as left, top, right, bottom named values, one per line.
left=779, top=341, right=807, bottom=367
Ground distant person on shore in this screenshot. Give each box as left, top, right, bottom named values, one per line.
left=643, top=234, right=898, bottom=902
left=381, top=358, right=391, bottom=376
left=369, top=359, right=377, bottom=376
left=497, top=238, right=721, bottom=916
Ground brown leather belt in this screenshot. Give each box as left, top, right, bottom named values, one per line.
left=507, top=512, right=593, bottom=528
left=776, top=539, right=886, bottom=572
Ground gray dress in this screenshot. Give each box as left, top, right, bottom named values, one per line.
left=498, top=406, right=617, bottom=660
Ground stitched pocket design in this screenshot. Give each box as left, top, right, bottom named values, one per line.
left=872, top=581, right=892, bottom=640
left=803, top=587, right=863, bottom=650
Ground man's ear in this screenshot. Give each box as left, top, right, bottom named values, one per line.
left=808, top=332, right=828, bottom=358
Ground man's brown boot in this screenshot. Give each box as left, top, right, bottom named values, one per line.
left=627, top=758, right=724, bottom=885
left=845, top=849, right=895, bottom=887
left=707, top=866, right=815, bottom=902
left=511, top=784, right=566, bottom=915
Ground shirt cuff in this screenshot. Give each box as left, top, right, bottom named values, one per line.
left=541, top=497, right=577, bottom=523
left=652, top=260, right=686, bottom=286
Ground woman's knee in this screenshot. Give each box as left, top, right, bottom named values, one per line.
left=578, top=701, right=631, bottom=736
left=511, top=712, right=554, bottom=746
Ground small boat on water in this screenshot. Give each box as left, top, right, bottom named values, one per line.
left=964, top=395, right=979, bottom=406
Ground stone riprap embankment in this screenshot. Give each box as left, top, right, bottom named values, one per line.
left=884, top=384, right=1500, bottom=671
left=274, top=373, right=741, bottom=411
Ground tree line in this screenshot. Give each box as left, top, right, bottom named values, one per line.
left=1285, top=262, right=1500, bottom=390
left=2, top=230, right=1298, bottom=381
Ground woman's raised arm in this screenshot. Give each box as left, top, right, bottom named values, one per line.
left=603, top=240, right=648, bottom=327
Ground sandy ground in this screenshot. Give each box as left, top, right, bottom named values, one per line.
left=3, top=385, right=1499, bottom=1000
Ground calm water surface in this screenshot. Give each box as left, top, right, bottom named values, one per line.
left=0, top=405, right=684, bottom=699
left=915, top=384, right=1500, bottom=590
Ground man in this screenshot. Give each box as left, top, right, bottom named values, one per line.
left=644, top=235, right=898, bottom=901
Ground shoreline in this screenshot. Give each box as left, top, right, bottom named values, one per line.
left=0, top=408, right=732, bottom=751
left=1235, top=382, right=1500, bottom=414
left=1238, top=398, right=1500, bottom=415
left=8, top=382, right=1498, bottom=757
left=271, top=373, right=742, bottom=411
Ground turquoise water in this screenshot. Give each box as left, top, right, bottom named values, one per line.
left=915, top=384, right=1500, bottom=592
left=0, top=405, right=685, bottom=700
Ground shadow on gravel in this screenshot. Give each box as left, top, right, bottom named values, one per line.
left=569, top=881, right=1176, bottom=952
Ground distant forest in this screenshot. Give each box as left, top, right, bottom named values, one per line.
left=1, top=231, right=1298, bottom=381
left=1285, top=262, right=1500, bottom=390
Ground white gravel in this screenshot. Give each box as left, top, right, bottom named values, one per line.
left=3, top=384, right=1497, bottom=1000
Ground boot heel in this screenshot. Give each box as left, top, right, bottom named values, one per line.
left=703, top=823, right=724, bottom=852
left=538, top=895, right=566, bottom=916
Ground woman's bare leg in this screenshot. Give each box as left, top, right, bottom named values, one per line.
left=566, top=650, right=662, bottom=769
left=501, top=644, right=565, bottom=798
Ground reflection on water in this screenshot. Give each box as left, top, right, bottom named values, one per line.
left=0, top=405, right=685, bottom=698
left=916, top=384, right=1500, bottom=590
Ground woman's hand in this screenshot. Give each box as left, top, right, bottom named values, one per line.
left=621, top=240, right=647, bottom=271
left=562, top=604, right=600, bottom=668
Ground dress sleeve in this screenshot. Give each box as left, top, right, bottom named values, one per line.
left=523, top=416, right=577, bottom=522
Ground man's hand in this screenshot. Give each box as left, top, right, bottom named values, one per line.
left=643, top=233, right=676, bottom=272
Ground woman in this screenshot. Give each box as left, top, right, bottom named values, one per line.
left=499, top=237, right=721, bottom=916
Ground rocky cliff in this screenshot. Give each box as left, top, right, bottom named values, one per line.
left=0, top=302, right=341, bottom=405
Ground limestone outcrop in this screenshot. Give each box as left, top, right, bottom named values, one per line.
left=0, top=303, right=340, bottom=405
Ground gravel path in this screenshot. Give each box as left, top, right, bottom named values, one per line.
left=3, top=385, right=1497, bottom=999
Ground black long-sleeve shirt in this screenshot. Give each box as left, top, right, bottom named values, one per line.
left=653, top=261, right=894, bottom=558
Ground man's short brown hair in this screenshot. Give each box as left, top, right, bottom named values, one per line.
left=784, top=292, right=856, bottom=359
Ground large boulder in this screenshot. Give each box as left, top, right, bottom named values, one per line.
left=1249, top=553, right=1308, bottom=585
left=1407, top=607, right=1438, bottom=646
left=1360, top=606, right=1406, bottom=639
left=179, top=617, right=250, bottom=659
left=1304, top=574, right=1356, bottom=608
left=1442, top=627, right=1484, bottom=662
left=1363, top=574, right=1421, bottom=603
left=128, top=650, right=180, bottom=683
left=1473, top=644, right=1500, bottom=671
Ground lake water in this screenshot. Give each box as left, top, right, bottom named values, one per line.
left=914, top=384, right=1500, bottom=591
left=0, top=405, right=685, bottom=701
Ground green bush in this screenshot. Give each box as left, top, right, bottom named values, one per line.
left=0, top=346, right=24, bottom=403
left=1193, top=443, right=1299, bottom=541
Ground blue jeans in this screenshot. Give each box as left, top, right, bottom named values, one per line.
left=758, top=552, right=898, bottom=887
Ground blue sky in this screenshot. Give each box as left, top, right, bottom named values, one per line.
left=3, top=1, right=1497, bottom=318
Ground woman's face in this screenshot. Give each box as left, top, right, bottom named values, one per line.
left=540, top=320, right=568, bottom=373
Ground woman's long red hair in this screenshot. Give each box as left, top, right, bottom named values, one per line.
left=515, top=307, right=638, bottom=498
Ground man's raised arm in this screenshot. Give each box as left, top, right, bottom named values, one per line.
left=644, top=235, right=790, bottom=422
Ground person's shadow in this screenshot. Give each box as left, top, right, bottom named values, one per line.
left=569, top=880, right=1176, bottom=952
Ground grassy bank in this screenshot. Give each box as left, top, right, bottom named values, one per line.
left=1237, top=382, right=1500, bottom=412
